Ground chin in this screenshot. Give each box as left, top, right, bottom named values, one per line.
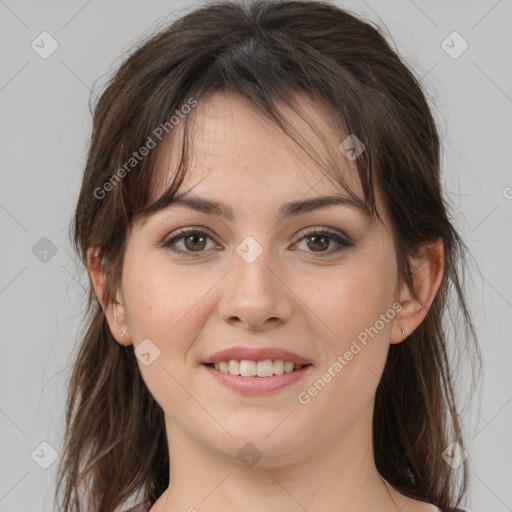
left=205, top=417, right=310, bottom=466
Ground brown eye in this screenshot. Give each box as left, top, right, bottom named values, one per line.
left=294, top=229, right=353, bottom=256
left=163, top=229, right=217, bottom=256
left=306, top=234, right=330, bottom=252
left=184, top=233, right=207, bottom=251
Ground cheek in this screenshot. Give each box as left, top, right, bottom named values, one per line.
left=122, top=258, right=213, bottom=412
left=123, top=256, right=213, bottom=343
left=299, top=260, right=397, bottom=350
left=295, top=252, right=397, bottom=410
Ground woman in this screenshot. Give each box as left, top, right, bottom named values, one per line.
left=55, top=1, right=480, bottom=511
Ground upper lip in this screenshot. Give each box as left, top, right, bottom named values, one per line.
left=203, top=346, right=312, bottom=366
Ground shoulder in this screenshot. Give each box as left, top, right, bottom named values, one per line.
left=121, top=501, right=151, bottom=512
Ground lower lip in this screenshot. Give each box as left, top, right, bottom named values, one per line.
left=203, top=364, right=312, bottom=395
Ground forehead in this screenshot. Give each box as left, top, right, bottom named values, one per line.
left=153, top=92, right=364, bottom=202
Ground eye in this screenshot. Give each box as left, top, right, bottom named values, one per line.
left=163, top=229, right=218, bottom=256
left=293, top=228, right=353, bottom=256
left=162, top=227, right=353, bottom=258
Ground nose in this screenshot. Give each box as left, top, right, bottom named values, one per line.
left=217, top=245, right=294, bottom=331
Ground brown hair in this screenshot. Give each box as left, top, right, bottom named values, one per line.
left=56, top=1, right=481, bottom=510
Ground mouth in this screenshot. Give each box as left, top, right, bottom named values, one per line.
left=201, top=346, right=313, bottom=393
left=202, top=360, right=313, bottom=395
left=203, top=359, right=312, bottom=377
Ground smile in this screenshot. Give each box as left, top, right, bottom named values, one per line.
left=203, top=361, right=312, bottom=395
left=205, top=359, right=306, bottom=377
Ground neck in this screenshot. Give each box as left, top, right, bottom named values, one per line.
left=152, top=403, right=405, bottom=512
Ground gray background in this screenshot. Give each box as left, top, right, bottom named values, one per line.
left=1, top=0, right=511, bottom=510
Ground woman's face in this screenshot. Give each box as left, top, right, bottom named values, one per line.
left=111, top=93, right=406, bottom=466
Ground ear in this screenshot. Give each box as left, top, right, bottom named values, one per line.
left=86, top=247, right=133, bottom=346
left=390, top=239, right=444, bottom=344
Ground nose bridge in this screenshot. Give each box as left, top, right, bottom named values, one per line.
left=218, top=235, right=293, bottom=329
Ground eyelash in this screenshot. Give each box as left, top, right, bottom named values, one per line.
left=162, top=227, right=353, bottom=257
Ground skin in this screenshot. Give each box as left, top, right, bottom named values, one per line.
left=88, top=93, right=444, bottom=512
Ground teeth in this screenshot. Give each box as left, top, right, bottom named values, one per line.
left=273, top=359, right=284, bottom=375
left=256, top=360, right=273, bottom=377
left=284, top=361, right=294, bottom=373
left=228, top=360, right=240, bottom=375
left=240, top=360, right=257, bottom=377
left=210, top=359, right=304, bottom=377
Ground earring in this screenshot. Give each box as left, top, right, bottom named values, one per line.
left=121, top=328, right=128, bottom=337
left=402, top=329, right=406, bottom=339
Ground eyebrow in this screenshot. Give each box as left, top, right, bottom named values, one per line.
left=157, top=192, right=369, bottom=220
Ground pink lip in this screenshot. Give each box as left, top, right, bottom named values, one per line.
left=203, top=364, right=312, bottom=395
left=202, top=346, right=312, bottom=366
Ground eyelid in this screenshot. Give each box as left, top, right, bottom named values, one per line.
left=164, top=226, right=215, bottom=241
left=296, top=227, right=352, bottom=245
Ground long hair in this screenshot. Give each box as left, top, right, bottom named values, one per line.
left=55, top=1, right=481, bottom=510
